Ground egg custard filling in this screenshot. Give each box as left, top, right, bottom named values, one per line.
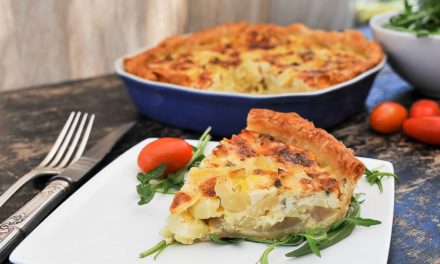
left=161, top=109, right=365, bottom=244
left=124, top=22, right=383, bottom=94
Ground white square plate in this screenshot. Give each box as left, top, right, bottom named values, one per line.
left=10, top=139, right=394, bottom=264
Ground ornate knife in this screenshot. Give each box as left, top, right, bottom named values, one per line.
left=0, top=122, right=135, bottom=262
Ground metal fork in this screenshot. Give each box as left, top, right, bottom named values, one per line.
left=0, top=112, right=95, bottom=207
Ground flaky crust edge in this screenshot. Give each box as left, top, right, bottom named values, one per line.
left=124, top=22, right=384, bottom=88
left=246, top=109, right=365, bottom=216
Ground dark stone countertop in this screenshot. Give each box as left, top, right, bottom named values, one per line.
left=0, top=68, right=439, bottom=264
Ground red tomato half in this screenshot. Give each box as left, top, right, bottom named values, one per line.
left=409, top=99, right=440, bottom=118
left=137, top=138, right=193, bottom=174
left=403, top=117, right=440, bottom=145
left=369, top=102, right=408, bottom=134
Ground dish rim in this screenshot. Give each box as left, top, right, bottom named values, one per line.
left=370, top=11, right=440, bottom=40
left=115, top=44, right=387, bottom=99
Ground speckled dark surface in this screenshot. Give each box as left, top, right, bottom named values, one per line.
left=0, top=68, right=439, bottom=264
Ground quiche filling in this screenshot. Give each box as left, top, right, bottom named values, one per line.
left=162, top=110, right=364, bottom=244
left=124, top=22, right=383, bottom=94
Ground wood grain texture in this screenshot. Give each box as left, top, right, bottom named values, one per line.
left=0, top=0, right=354, bottom=92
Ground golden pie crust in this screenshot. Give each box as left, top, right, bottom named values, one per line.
left=162, top=109, right=365, bottom=244
left=124, top=22, right=383, bottom=94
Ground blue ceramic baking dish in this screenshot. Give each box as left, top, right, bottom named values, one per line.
left=115, top=54, right=386, bottom=136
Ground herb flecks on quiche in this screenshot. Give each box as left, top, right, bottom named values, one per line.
left=161, top=109, right=365, bottom=244
left=124, top=23, right=383, bottom=94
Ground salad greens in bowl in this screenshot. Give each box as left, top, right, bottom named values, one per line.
left=370, top=0, right=440, bottom=97
left=384, top=0, right=440, bottom=36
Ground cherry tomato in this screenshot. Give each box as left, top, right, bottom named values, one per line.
left=369, top=102, right=408, bottom=133
left=409, top=99, right=440, bottom=118
left=403, top=117, right=440, bottom=145
left=137, top=138, right=193, bottom=174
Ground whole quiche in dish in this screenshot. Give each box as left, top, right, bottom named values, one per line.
left=162, top=109, right=365, bottom=244
left=124, top=22, right=383, bottom=94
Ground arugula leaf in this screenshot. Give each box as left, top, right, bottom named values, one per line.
left=329, top=195, right=363, bottom=230
left=302, top=228, right=328, bottom=241
left=365, top=167, right=399, bottom=193
left=138, top=193, right=381, bottom=262
left=259, top=243, right=277, bottom=264
left=139, top=240, right=166, bottom=258
left=153, top=179, right=180, bottom=194
left=281, top=235, right=304, bottom=246
left=136, top=164, right=167, bottom=205
left=209, top=233, right=303, bottom=263
left=285, top=193, right=381, bottom=259
left=137, top=163, right=167, bottom=184
left=190, top=153, right=205, bottom=168
left=299, top=228, right=328, bottom=257
left=153, top=242, right=177, bottom=260
left=384, top=0, right=440, bottom=37
left=139, top=191, right=382, bottom=262
left=169, top=127, right=212, bottom=184
left=353, top=192, right=365, bottom=203
left=257, top=235, right=295, bottom=264
left=244, top=237, right=277, bottom=244
left=241, top=235, right=304, bottom=247
left=209, top=234, right=243, bottom=244
left=329, top=218, right=346, bottom=231
left=139, top=240, right=178, bottom=260
left=136, top=127, right=212, bottom=205
left=286, top=222, right=356, bottom=257
left=136, top=183, right=155, bottom=205
left=345, top=216, right=382, bottom=227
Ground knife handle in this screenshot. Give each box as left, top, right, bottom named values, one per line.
left=0, top=179, right=70, bottom=262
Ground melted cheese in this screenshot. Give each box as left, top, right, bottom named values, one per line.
left=163, top=130, right=344, bottom=244
left=125, top=23, right=383, bottom=95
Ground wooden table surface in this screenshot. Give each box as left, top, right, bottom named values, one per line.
left=0, top=68, right=439, bottom=264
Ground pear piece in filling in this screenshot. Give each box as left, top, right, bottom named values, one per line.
left=162, top=109, right=364, bottom=244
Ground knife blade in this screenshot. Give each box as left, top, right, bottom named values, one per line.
left=52, top=121, right=135, bottom=184
left=0, top=121, right=135, bottom=262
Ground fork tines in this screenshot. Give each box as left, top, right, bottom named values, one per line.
left=39, top=112, right=95, bottom=169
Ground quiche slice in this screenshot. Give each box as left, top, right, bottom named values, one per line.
left=162, top=109, right=364, bottom=244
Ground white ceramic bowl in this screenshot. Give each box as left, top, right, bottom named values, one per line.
left=370, top=12, right=440, bottom=97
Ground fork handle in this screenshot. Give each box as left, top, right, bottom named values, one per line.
left=0, top=170, right=41, bottom=208
left=0, top=179, right=70, bottom=262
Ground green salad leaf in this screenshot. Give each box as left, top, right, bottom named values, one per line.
left=384, top=0, right=440, bottom=36
left=139, top=240, right=177, bottom=259
left=139, top=194, right=381, bottom=263
left=208, top=234, right=243, bottom=244
left=364, top=167, right=399, bottom=192
left=285, top=194, right=381, bottom=258
left=136, top=127, right=212, bottom=205
left=168, top=127, right=211, bottom=184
